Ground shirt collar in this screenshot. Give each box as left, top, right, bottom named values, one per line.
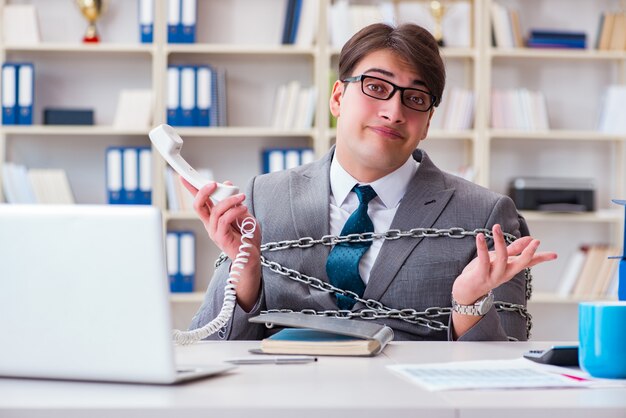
left=330, top=155, right=419, bottom=209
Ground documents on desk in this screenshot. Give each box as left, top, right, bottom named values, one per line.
left=388, top=358, right=626, bottom=391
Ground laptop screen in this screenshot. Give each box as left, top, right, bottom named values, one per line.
left=0, top=205, right=178, bottom=383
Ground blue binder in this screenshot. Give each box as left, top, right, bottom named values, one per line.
left=166, top=230, right=195, bottom=292
left=167, top=0, right=181, bottom=43
left=179, top=66, right=195, bottom=126
left=180, top=0, right=196, bottom=43
left=166, top=66, right=181, bottom=126
left=610, top=199, right=626, bottom=301
left=166, top=231, right=180, bottom=292
left=196, top=66, right=212, bottom=127
left=139, top=0, right=154, bottom=43
left=1, top=63, right=17, bottom=125
left=137, top=147, right=152, bottom=205
left=178, top=231, right=195, bottom=292
left=17, top=63, right=34, bottom=125
left=105, top=147, right=124, bottom=204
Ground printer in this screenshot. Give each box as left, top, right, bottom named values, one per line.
left=508, top=177, right=595, bottom=212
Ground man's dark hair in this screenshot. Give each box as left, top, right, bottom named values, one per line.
left=338, top=23, right=446, bottom=107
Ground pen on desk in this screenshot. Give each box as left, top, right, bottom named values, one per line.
left=226, top=356, right=318, bottom=365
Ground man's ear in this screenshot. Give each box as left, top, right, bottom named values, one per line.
left=421, top=108, right=435, bottom=140
left=329, top=80, right=344, bottom=118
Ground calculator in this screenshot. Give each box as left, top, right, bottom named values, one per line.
left=523, top=345, right=579, bottom=367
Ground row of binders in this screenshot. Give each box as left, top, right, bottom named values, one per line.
left=490, top=89, right=549, bottom=131
left=106, top=147, right=152, bottom=205
left=1, top=63, right=34, bottom=125
left=556, top=244, right=620, bottom=298
left=2, top=163, right=74, bottom=204
left=435, top=87, right=475, bottom=131
left=262, top=148, right=315, bottom=174
left=139, top=0, right=197, bottom=44
left=166, top=230, right=195, bottom=292
left=167, top=65, right=226, bottom=127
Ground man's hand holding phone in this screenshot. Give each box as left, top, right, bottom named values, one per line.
left=181, top=178, right=262, bottom=311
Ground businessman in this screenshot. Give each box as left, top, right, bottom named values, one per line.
left=184, top=23, right=557, bottom=341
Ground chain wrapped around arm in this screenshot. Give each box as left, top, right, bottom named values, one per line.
left=214, top=227, right=533, bottom=340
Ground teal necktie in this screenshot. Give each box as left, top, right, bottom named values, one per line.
left=325, top=185, right=378, bottom=310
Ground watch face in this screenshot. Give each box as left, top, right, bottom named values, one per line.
left=477, top=292, right=495, bottom=315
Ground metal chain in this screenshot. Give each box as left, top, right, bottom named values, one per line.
left=214, top=227, right=533, bottom=339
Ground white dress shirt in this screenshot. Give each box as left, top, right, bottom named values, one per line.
left=329, top=156, right=419, bottom=285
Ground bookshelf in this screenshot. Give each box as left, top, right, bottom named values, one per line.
left=1, top=0, right=624, bottom=337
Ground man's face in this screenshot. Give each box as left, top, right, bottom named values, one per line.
left=330, top=49, right=434, bottom=182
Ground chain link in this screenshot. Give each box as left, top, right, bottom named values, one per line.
left=214, top=227, right=533, bottom=339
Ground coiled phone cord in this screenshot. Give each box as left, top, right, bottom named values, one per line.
left=172, top=216, right=256, bottom=345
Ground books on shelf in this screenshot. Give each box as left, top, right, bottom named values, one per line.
left=2, top=163, right=74, bottom=204
left=281, top=0, right=318, bottom=46
left=271, top=81, right=316, bottom=131
left=1, top=62, right=34, bottom=126
left=491, top=88, right=549, bottom=131
left=556, top=244, right=620, bottom=299
left=165, top=166, right=213, bottom=212
left=527, top=30, right=586, bottom=49
left=249, top=312, right=394, bottom=356
left=166, top=230, right=195, bottom=292
left=439, top=87, right=475, bottom=130
left=596, top=12, right=626, bottom=51
left=598, top=85, right=626, bottom=135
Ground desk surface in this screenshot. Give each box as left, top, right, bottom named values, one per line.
left=1, top=341, right=625, bottom=418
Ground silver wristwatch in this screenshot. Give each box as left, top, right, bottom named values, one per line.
left=451, top=290, right=494, bottom=316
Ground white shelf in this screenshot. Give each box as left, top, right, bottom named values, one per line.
left=329, top=46, right=477, bottom=59
left=166, top=44, right=316, bottom=56
left=520, top=210, right=622, bottom=223
left=172, top=127, right=316, bottom=138
left=169, top=292, right=205, bottom=303
left=3, top=43, right=154, bottom=55
left=165, top=211, right=200, bottom=221
left=0, top=126, right=150, bottom=136
left=490, top=47, right=626, bottom=61
left=529, top=292, right=618, bottom=304
left=489, top=129, right=626, bottom=141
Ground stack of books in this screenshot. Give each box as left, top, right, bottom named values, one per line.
left=557, top=244, right=620, bottom=298
left=271, top=81, right=316, bottom=131
left=527, top=30, right=586, bottom=49
left=2, top=163, right=74, bottom=204
left=491, top=89, right=549, bottom=131
left=281, top=0, right=318, bottom=47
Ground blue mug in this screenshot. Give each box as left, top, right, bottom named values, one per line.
left=578, top=301, right=626, bottom=379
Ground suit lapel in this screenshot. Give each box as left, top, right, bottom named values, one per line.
left=288, top=148, right=333, bottom=308
left=363, top=149, right=455, bottom=302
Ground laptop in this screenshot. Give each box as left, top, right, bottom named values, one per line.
left=0, top=204, right=233, bottom=384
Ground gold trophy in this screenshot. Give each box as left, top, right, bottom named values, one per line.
left=429, top=0, right=450, bottom=47
left=76, top=0, right=106, bottom=43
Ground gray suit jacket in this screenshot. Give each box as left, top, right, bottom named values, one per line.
left=190, top=148, right=530, bottom=341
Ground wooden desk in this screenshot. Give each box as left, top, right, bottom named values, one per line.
left=0, top=341, right=624, bottom=418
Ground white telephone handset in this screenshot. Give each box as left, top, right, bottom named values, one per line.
left=148, top=124, right=255, bottom=345
left=148, top=124, right=239, bottom=201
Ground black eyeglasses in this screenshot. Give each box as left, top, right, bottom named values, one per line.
left=341, top=74, right=437, bottom=112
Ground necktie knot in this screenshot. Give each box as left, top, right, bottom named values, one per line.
left=354, top=185, right=377, bottom=205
